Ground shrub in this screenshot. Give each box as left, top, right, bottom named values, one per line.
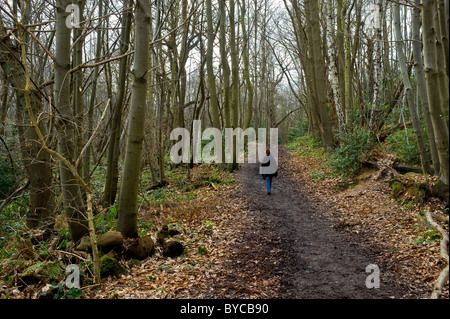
left=0, top=157, right=16, bottom=199
left=288, top=135, right=324, bottom=156
left=287, top=120, right=310, bottom=144
left=329, top=128, right=372, bottom=179
left=384, top=128, right=427, bottom=165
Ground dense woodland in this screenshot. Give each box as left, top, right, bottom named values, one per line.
left=0, top=0, right=448, bottom=299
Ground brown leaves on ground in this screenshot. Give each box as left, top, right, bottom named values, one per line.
left=84, top=147, right=448, bottom=299
left=285, top=147, right=448, bottom=299
left=83, top=165, right=261, bottom=299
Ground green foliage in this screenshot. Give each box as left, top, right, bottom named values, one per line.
left=414, top=212, right=443, bottom=245
left=157, top=265, right=172, bottom=272
left=391, top=181, right=405, bottom=199
left=197, top=246, right=207, bottom=256
left=0, top=197, right=28, bottom=248
left=138, top=220, right=155, bottom=237
left=57, top=228, right=72, bottom=249
left=288, top=135, right=325, bottom=158
left=94, top=204, right=118, bottom=234
left=310, top=171, right=326, bottom=181
left=415, top=230, right=442, bottom=245
left=0, top=157, right=16, bottom=199
left=384, top=128, right=427, bottom=165
left=329, top=128, right=372, bottom=179
left=287, top=120, right=310, bottom=143
left=205, top=220, right=214, bottom=230
left=22, top=261, right=64, bottom=283
left=40, top=285, right=84, bottom=299
left=140, top=166, right=234, bottom=206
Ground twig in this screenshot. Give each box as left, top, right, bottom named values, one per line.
left=0, top=181, right=29, bottom=215
left=75, top=99, right=110, bottom=168
left=0, top=134, right=17, bottom=181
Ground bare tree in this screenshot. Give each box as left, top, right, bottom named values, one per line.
left=117, top=0, right=150, bottom=238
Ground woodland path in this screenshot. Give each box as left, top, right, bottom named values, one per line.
left=210, top=147, right=408, bottom=299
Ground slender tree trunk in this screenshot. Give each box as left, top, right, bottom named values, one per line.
left=326, top=0, right=345, bottom=131
left=54, top=0, right=88, bottom=241
left=205, top=0, right=221, bottom=129
left=117, top=0, right=150, bottom=238
left=393, top=2, right=431, bottom=174
left=369, top=0, right=383, bottom=137
left=422, top=0, right=449, bottom=187
left=241, top=0, right=253, bottom=130
left=349, top=0, right=362, bottom=125
left=219, top=0, right=231, bottom=128
left=0, top=74, right=8, bottom=137
left=176, top=0, right=189, bottom=129
left=84, top=0, right=104, bottom=185
left=154, top=0, right=166, bottom=183
left=102, top=0, right=133, bottom=206
left=336, top=0, right=347, bottom=123
left=229, top=0, right=240, bottom=169
left=0, top=16, right=54, bottom=230
left=344, top=24, right=353, bottom=126
left=437, top=0, right=449, bottom=78
left=230, top=0, right=239, bottom=130
left=306, top=0, right=334, bottom=147
left=411, top=1, right=440, bottom=175
left=72, top=0, right=85, bottom=177
left=434, top=0, right=450, bottom=121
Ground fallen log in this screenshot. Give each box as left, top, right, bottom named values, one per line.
left=145, top=180, right=168, bottom=192
left=363, top=160, right=423, bottom=175
left=378, top=121, right=413, bottom=142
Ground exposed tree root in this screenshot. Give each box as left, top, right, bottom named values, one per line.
left=426, top=211, right=449, bottom=299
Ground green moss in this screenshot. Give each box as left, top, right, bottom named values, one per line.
left=412, top=184, right=426, bottom=203
left=391, top=181, right=405, bottom=199
left=21, top=261, right=64, bottom=283
left=100, top=255, right=127, bottom=278
left=128, top=259, right=142, bottom=268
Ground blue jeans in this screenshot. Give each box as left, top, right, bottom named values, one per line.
left=266, top=177, right=272, bottom=193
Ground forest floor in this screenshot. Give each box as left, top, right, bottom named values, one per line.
left=84, top=146, right=448, bottom=299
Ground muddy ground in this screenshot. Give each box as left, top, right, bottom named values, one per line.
left=209, top=148, right=409, bottom=299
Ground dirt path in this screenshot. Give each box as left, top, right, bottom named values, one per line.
left=212, top=148, right=408, bottom=299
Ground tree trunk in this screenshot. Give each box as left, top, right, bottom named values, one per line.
left=84, top=0, right=104, bottom=185
left=54, top=0, right=88, bottom=242
left=306, top=0, right=334, bottom=147
left=219, top=0, right=231, bottom=128
left=229, top=0, right=240, bottom=170
left=336, top=0, right=347, bottom=124
left=411, top=1, right=440, bottom=175
left=117, top=0, right=150, bottom=238
left=240, top=0, right=253, bottom=130
left=102, top=0, right=133, bottom=206
left=0, top=16, right=54, bottom=230
left=326, top=0, right=345, bottom=131
left=369, top=0, right=383, bottom=137
left=434, top=0, right=450, bottom=121
left=205, top=0, right=221, bottom=130
left=72, top=0, right=85, bottom=177
left=437, top=0, right=449, bottom=78
left=230, top=0, right=239, bottom=130
left=422, top=0, right=449, bottom=188
left=393, top=2, right=431, bottom=174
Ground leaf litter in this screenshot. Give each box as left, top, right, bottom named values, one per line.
left=83, top=146, right=447, bottom=299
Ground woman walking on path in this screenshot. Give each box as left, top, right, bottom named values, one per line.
left=260, top=149, right=278, bottom=195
